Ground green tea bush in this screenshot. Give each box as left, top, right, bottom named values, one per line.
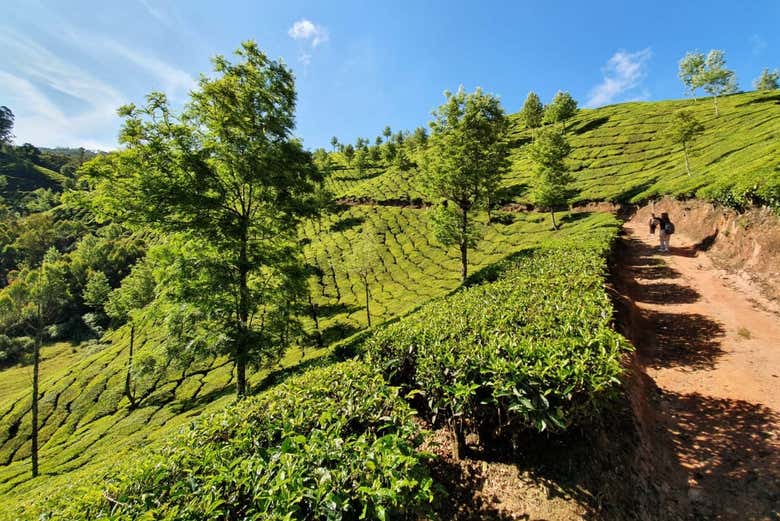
left=37, top=361, right=433, bottom=520
left=366, top=243, right=632, bottom=444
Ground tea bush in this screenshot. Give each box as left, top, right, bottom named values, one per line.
left=36, top=361, right=433, bottom=520
left=366, top=242, right=632, bottom=442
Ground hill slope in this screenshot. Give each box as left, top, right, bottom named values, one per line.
left=333, top=91, right=780, bottom=211
left=0, top=202, right=619, bottom=516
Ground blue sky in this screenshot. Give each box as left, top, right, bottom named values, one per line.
left=1, top=0, right=778, bottom=150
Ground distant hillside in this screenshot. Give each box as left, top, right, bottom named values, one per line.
left=0, top=146, right=99, bottom=203
left=331, top=91, right=780, bottom=211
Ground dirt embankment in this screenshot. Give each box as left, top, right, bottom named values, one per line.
left=634, top=197, right=780, bottom=303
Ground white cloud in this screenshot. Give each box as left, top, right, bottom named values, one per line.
left=0, top=29, right=125, bottom=149
left=586, top=48, right=652, bottom=108
left=288, top=19, right=329, bottom=47
left=87, top=37, right=196, bottom=100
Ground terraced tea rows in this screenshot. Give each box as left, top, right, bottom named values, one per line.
left=0, top=205, right=619, bottom=517
left=301, top=205, right=619, bottom=336
left=325, top=91, right=780, bottom=210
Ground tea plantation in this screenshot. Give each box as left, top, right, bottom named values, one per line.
left=334, top=91, right=780, bottom=211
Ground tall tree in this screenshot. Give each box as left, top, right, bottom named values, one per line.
left=520, top=91, right=544, bottom=130
left=0, top=106, right=13, bottom=146
left=347, top=227, right=380, bottom=327
left=105, top=261, right=156, bottom=408
left=754, top=68, right=779, bottom=91
left=422, top=87, right=510, bottom=283
left=678, top=51, right=706, bottom=100
left=0, top=248, right=69, bottom=477
left=664, top=109, right=704, bottom=176
left=329, top=136, right=339, bottom=152
left=79, top=41, right=320, bottom=398
left=699, top=50, right=737, bottom=116
left=382, top=126, right=392, bottom=142
left=527, top=128, right=574, bottom=230
left=543, top=91, right=578, bottom=131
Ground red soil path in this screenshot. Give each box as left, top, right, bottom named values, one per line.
left=620, top=216, right=780, bottom=520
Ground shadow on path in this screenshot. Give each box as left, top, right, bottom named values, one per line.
left=615, top=225, right=780, bottom=520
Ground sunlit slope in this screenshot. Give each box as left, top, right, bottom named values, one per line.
left=331, top=91, right=780, bottom=207
left=0, top=207, right=619, bottom=515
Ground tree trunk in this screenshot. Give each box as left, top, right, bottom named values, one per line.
left=236, top=222, right=250, bottom=399
left=451, top=419, right=467, bottom=460
left=308, top=295, right=323, bottom=348
left=551, top=209, right=558, bottom=230
left=459, top=207, right=469, bottom=284
left=713, top=95, right=719, bottom=116
left=364, top=282, right=371, bottom=327
left=31, top=317, right=40, bottom=478
left=124, top=323, right=136, bottom=408
left=683, top=143, right=691, bottom=176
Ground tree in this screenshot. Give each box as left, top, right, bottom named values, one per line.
left=679, top=50, right=737, bottom=115
left=105, top=261, right=156, bottom=408
left=0, top=106, right=13, bottom=146
left=664, top=109, right=704, bottom=176
left=330, top=136, right=339, bottom=152
left=699, top=50, right=737, bottom=116
left=543, top=91, right=578, bottom=131
left=527, top=128, right=574, bottom=229
left=520, top=91, right=544, bottom=130
left=383, top=126, right=392, bottom=142
left=0, top=248, right=69, bottom=477
left=347, top=227, right=380, bottom=327
left=679, top=51, right=706, bottom=99
left=422, top=87, right=510, bottom=283
left=343, top=143, right=355, bottom=165
left=79, top=41, right=320, bottom=398
left=754, top=68, right=779, bottom=91
left=353, top=147, right=370, bottom=175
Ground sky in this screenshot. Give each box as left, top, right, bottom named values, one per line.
left=1, top=0, right=778, bottom=151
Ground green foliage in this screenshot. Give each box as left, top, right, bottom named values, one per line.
left=678, top=50, right=737, bottom=115
left=423, top=86, right=510, bottom=282
left=79, top=41, right=321, bottom=397
left=82, top=271, right=111, bottom=310
left=105, top=260, right=156, bottom=324
left=678, top=51, right=706, bottom=98
left=366, top=239, right=631, bottom=441
left=664, top=109, right=705, bottom=176
left=37, top=361, right=433, bottom=520
left=543, top=91, right=578, bottom=128
left=527, top=128, right=574, bottom=228
left=754, top=68, right=779, bottom=91
left=0, top=107, right=13, bottom=146
left=520, top=91, right=544, bottom=129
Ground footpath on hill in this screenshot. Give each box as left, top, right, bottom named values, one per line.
left=616, top=215, right=780, bottom=520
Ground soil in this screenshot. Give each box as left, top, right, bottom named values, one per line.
left=614, top=213, right=780, bottom=520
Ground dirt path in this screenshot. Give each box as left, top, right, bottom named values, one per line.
left=619, top=217, right=780, bottom=520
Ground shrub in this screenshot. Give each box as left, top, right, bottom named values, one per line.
left=36, top=360, right=434, bottom=520
left=366, top=243, right=632, bottom=453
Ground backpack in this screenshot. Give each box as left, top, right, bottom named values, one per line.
left=664, top=222, right=675, bottom=235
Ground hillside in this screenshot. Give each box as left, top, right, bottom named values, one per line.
left=0, top=203, right=619, bottom=517
left=1, top=88, right=778, bottom=519
left=333, top=91, right=780, bottom=212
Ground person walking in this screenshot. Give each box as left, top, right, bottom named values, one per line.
left=649, top=212, right=675, bottom=252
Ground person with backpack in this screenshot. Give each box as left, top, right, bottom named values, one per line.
left=649, top=212, right=674, bottom=252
